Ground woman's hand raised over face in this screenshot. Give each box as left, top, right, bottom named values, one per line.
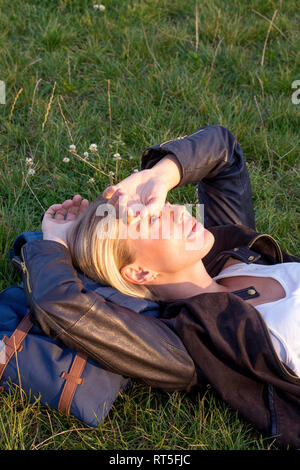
left=102, top=155, right=182, bottom=222
left=102, top=169, right=169, bottom=221
left=42, top=194, right=89, bottom=248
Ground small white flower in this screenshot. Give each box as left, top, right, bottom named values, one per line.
left=129, top=156, right=134, bottom=160
left=89, top=143, right=98, bottom=153
left=113, top=153, right=122, bottom=161
left=27, top=168, right=35, bottom=176
left=108, top=171, right=114, bottom=176
left=63, top=157, right=70, bottom=163
left=83, top=152, right=89, bottom=159
left=133, top=169, right=139, bottom=173
left=69, top=144, right=76, bottom=153
left=25, top=157, right=33, bottom=166
left=93, top=4, right=105, bottom=11
left=88, top=177, right=95, bottom=183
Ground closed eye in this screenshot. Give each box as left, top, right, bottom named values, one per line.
left=136, top=213, right=161, bottom=229
left=150, top=215, right=159, bottom=225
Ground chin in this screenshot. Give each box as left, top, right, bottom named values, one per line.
left=205, top=229, right=215, bottom=253
left=185, top=227, right=214, bottom=255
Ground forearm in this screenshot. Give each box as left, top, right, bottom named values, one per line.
left=151, top=154, right=182, bottom=190
left=141, top=125, right=241, bottom=187
left=21, top=240, right=197, bottom=391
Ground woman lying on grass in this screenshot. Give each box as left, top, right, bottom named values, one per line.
left=24, top=125, right=300, bottom=447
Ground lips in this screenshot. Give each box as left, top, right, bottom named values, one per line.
left=187, top=217, right=197, bottom=237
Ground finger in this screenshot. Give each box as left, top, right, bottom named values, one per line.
left=102, top=185, right=117, bottom=199
left=43, top=204, right=63, bottom=219
left=79, top=199, right=89, bottom=213
left=71, top=194, right=83, bottom=204
left=61, top=199, right=73, bottom=209
left=140, top=197, right=163, bottom=219
left=66, top=195, right=82, bottom=217
left=117, top=192, right=128, bottom=217
left=108, top=188, right=124, bottom=207
left=54, top=206, right=69, bottom=220
left=59, top=199, right=73, bottom=220
left=174, top=205, right=186, bottom=224
left=62, top=195, right=82, bottom=209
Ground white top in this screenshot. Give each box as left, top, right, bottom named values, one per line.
left=213, top=262, right=300, bottom=377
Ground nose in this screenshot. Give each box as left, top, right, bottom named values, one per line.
left=173, top=205, right=191, bottom=225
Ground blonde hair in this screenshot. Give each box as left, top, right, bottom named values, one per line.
left=67, top=195, right=156, bottom=301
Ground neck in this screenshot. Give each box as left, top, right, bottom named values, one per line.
left=149, top=259, right=230, bottom=302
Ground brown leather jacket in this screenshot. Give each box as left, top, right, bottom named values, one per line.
left=18, top=126, right=300, bottom=447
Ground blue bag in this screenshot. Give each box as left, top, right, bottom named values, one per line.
left=0, top=231, right=160, bottom=427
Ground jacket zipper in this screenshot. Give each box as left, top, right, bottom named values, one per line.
left=12, top=248, right=32, bottom=294
left=159, top=129, right=204, bottom=148
left=247, top=233, right=284, bottom=263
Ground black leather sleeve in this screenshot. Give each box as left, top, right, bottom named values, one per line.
left=21, top=240, right=197, bottom=392
left=141, top=125, right=256, bottom=230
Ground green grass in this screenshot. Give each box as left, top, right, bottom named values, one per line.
left=0, top=0, right=299, bottom=450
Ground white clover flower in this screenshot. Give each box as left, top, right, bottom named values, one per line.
left=25, top=157, right=33, bottom=166
left=83, top=152, right=89, bottom=159
left=93, top=4, right=105, bottom=11
left=69, top=144, right=76, bottom=153
left=88, top=177, right=95, bottom=183
left=89, top=143, right=98, bottom=153
left=63, top=157, right=70, bottom=163
left=27, top=168, right=35, bottom=176
left=113, top=153, right=122, bottom=161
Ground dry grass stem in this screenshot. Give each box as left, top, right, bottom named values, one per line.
left=29, top=78, right=42, bottom=116
left=107, top=79, right=112, bottom=139
left=72, top=152, right=112, bottom=179
left=42, top=82, right=56, bottom=131
left=57, top=95, right=74, bottom=143
left=261, top=10, right=278, bottom=66
left=252, top=9, right=287, bottom=39
left=9, top=88, right=23, bottom=121
left=22, top=172, right=46, bottom=212
left=195, top=2, right=199, bottom=52
left=205, top=37, right=224, bottom=87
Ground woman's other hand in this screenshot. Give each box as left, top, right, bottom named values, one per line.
left=42, top=194, right=89, bottom=248
left=102, top=154, right=181, bottom=221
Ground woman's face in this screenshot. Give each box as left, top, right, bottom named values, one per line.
left=121, top=202, right=214, bottom=277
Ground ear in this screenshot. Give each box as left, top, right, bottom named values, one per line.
left=121, top=264, right=157, bottom=285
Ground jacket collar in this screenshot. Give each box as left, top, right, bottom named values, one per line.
left=203, top=223, right=283, bottom=277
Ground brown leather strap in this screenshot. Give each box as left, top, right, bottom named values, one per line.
left=58, top=353, right=87, bottom=415
left=0, top=313, right=33, bottom=383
